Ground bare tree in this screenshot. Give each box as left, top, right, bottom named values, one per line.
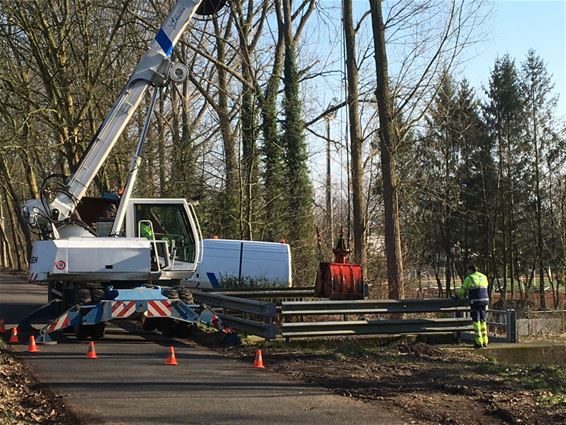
left=369, top=0, right=404, bottom=299
left=368, top=0, right=488, bottom=299
left=343, top=0, right=367, bottom=267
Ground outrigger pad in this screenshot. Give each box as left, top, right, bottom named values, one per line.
left=36, top=331, right=57, bottom=345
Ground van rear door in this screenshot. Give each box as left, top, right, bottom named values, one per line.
left=241, top=242, right=292, bottom=287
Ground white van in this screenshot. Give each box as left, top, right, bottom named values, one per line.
left=182, top=239, right=292, bottom=289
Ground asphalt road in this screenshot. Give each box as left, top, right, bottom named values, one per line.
left=0, top=272, right=403, bottom=424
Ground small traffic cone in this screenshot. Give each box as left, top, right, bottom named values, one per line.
left=252, top=348, right=265, bottom=369
left=0, top=319, right=5, bottom=333
left=86, top=341, right=97, bottom=359
left=165, top=346, right=178, bottom=366
left=9, top=327, right=19, bottom=344
left=27, top=336, right=40, bottom=353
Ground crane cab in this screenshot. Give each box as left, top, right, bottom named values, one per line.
left=122, top=198, right=203, bottom=280
left=29, top=197, right=202, bottom=284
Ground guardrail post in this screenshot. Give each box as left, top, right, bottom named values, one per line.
left=454, top=308, right=462, bottom=344
left=506, top=309, right=517, bottom=343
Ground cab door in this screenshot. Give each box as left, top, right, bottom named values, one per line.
left=126, top=199, right=201, bottom=276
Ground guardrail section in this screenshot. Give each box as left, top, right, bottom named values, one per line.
left=281, top=318, right=473, bottom=337
left=192, top=290, right=278, bottom=339
left=280, top=298, right=473, bottom=338
left=190, top=292, right=518, bottom=343
left=281, top=298, right=471, bottom=315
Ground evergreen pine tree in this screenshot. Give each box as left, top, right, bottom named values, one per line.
left=262, top=82, right=287, bottom=242
left=520, top=49, right=559, bottom=308
left=454, top=80, right=495, bottom=275
left=483, top=55, right=526, bottom=298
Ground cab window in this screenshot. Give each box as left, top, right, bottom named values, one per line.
left=134, top=204, right=196, bottom=263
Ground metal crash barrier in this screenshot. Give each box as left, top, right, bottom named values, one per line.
left=192, top=290, right=278, bottom=339
left=189, top=292, right=518, bottom=343
left=279, top=298, right=474, bottom=339
left=487, top=309, right=518, bottom=343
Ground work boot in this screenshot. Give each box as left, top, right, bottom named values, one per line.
left=473, top=321, right=482, bottom=348
left=480, top=322, right=489, bottom=346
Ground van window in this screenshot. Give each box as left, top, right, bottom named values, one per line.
left=134, top=204, right=196, bottom=263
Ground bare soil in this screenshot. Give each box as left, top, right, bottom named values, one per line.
left=2, top=331, right=564, bottom=424
left=223, top=338, right=566, bottom=425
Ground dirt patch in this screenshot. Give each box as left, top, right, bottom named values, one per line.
left=223, top=339, right=566, bottom=425
left=0, top=346, right=78, bottom=425
left=1, top=310, right=564, bottom=424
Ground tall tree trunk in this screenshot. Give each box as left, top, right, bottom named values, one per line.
left=325, top=116, right=334, bottom=250
left=343, top=0, right=366, bottom=267
left=369, top=0, right=404, bottom=299
left=0, top=157, right=33, bottom=258
left=6, top=196, right=23, bottom=271
left=0, top=197, right=14, bottom=269
left=533, top=106, right=547, bottom=309
left=214, top=18, right=239, bottom=238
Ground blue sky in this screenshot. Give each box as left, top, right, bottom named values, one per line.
left=310, top=1, right=565, bottom=119
left=462, top=0, right=566, bottom=118
left=307, top=1, right=566, bottom=189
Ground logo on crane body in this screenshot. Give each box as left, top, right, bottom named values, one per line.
left=169, top=7, right=186, bottom=29
left=55, top=260, right=66, bottom=271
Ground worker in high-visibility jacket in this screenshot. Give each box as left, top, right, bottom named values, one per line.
left=458, top=264, right=489, bottom=348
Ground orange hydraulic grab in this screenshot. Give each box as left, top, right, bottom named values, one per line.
left=315, top=234, right=366, bottom=300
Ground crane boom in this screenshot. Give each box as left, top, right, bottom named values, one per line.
left=49, top=0, right=203, bottom=223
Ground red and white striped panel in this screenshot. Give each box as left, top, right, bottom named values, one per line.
left=111, top=301, right=136, bottom=318
left=146, top=300, right=172, bottom=318
left=47, top=314, right=71, bottom=332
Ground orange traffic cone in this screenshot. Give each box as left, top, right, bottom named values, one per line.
left=27, top=336, right=40, bottom=353
left=9, top=327, right=19, bottom=344
left=86, top=341, right=97, bottom=359
left=252, top=348, right=265, bottom=369
left=0, top=319, right=5, bottom=333
left=164, top=346, right=178, bottom=366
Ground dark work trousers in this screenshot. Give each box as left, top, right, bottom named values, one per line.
left=470, top=301, right=488, bottom=323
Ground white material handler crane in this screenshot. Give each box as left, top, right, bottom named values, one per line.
left=19, top=0, right=228, bottom=342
